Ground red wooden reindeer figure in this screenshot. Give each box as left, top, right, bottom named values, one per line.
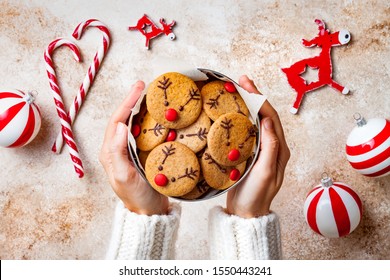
left=282, top=19, right=351, bottom=114
left=129, top=14, right=176, bottom=49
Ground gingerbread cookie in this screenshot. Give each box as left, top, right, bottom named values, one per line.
left=146, top=72, right=202, bottom=129
left=138, top=150, right=150, bottom=168
left=200, top=149, right=247, bottom=190
left=207, top=112, right=256, bottom=166
left=174, top=111, right=211, bottom=153
left=145, top=142, right=200, bottom=197
left=180, top=177, right=210, bottom=200
left=201, top=80, right=249, bottom=121
left=133, top=110, right=168, bottom=151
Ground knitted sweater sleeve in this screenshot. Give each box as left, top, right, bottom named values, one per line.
left=208, top=206, right=282, bottom=260
left=105, top=202, right=181, bottom=260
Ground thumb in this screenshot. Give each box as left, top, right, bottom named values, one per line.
left=109, top=122, right=133, bottom=180
left=256, top=118, right=279, bottom=171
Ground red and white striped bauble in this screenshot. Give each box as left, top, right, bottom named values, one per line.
left=0, top=89, right=41, bottom=148
left=304, top=175, right=362, bottom=238
left=346, top=114, right=390, bottom=178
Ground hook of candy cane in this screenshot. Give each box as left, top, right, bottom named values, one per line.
left=44, top=38, right=85, bottom=178
left=51, top=19, right=111, bottom=153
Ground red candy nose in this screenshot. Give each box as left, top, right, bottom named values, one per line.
left=154, top=174, right=168, bottom=186
left=131, top=124, right=141, bottom=137
left=165, top=108, right=178, bottom=122
left=228, top=149, right=240, bottom=161
left=166, top=129, right=177, bottom=141
left=224, top=82, right=236, bottom=93
left=229, top=168, right=241, bottom=181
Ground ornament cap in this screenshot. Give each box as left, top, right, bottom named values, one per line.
left=353, top=113, right=367, bottom=127
left=24, top=91, right=38, bottom=105
left=321, top=173, right=333, bottom=188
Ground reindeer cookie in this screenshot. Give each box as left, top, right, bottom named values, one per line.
left=200, top=149, right=247, bottom=190
left=146, top=72, right=202, bottom=129
left=174, top=111, right=211, bottom=153
left=133, top=107, right=168, bottom=151
left=145, top=142, right=200, bottom=197
left=207, top=113, right=256, bottom=166
left=201, top=80, right=249, bottom=121
left=180, top=176, right=210, bottom=200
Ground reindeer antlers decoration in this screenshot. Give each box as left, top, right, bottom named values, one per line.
left=129, top=14, right=176, bottom=49
left=282, top=19, right=351, bottom=114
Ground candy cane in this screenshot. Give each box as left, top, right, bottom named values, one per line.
left=51, top=19, right=111, bottom=153
left=44, top=38, right=84, bottom=178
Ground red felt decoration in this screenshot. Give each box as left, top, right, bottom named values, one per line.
left=282, top=19, right=351, bottom=114
left=129, top=14, right=176, bottom=49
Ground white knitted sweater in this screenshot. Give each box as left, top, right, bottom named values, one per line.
left=106, top=202, right=281, bottom=260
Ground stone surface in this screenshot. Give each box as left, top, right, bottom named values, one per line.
left=0, top=0, right=389, bottom=259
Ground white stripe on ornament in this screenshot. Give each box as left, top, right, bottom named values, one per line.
left=303, top=187, right=323, bottom=223
left=0, top=102, right=28, bottom=147
left=346, top=118, right=386, bottom=146
left=315, top=188, right=339, bottom=238
left=355, top=157, right=390, bottom=175
left=334, top=186, right=360, bottom=233
left=0, top=98, right=22, bottom=114
left=346, top=138, right=390, bottom=162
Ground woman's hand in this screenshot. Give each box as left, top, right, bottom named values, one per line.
left=226, top=75, right=290, bottom=218
left=99, top=81, right=169, bottom=216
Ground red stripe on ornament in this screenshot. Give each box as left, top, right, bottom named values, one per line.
left=0, top=92, right=22, bottom=99
left=9, top=105, right=36, bottom=147
left=334, top=183, right=363, bottom=219
left=365, top=164, right=390, bottom=178
left=346, top=120, right=390, bottom=156
left=306, top=186, right=321, bottom=198
left=329, top=187, right=350, bottom=237
left=307, top=189, right=324, bottom=235
left=349, top=146, right=390, bottom=170
left=0, top=101, right=25, bottom=132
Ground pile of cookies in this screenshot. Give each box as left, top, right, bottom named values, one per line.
left=131, top=72, right=257, bottom=200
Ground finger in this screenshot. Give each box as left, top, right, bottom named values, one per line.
left=104, top=81, right=145, bottom=142
left=253, top=118, right=279, bottom=174
left=239, top=75, right=278, bottom=118
left=109, top=122, right=136, bottom=184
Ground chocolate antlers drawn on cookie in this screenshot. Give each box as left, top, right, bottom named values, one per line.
left=185, top=127, right=208, bottom=141
left=220, top=118, right=233, bottom=146
left=232, top=95, right=245, bottom=115
left=161, top=144, right=176, bottom=165
left=178, top=167, right=199, bottom=180
left=147, top=123, right=166, bottom=136
left=179, top=88, right=200, bottom=111
left=196, top=179, right=209, bottom=193
left=157, top=76, right=172, bottom=106
left=206, top=94, right=220, bottom=109
left=238, top=126, right=257, bottom=148
left=204, top=153, right=227, bottom=173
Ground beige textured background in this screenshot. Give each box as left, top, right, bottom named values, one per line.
left=0, top=0, right=389, bottom=259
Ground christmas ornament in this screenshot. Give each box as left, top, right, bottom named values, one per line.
left=0, top=89, right=41, bottom=148
left=129, top=14, right=176, bottom=49
left=304, top=174, right=362, bottom=238
left=44, top=38, right=84, bottom=178
left=346, top=114, right=390, bottom=177
left=282, top=19, right=351, bottom=114
left=52, top=19, right=111, bottom=154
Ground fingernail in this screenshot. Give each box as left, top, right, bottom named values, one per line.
left=116, top=122, right=125, bottom=135
left=264, top=118, right=273, bottom=130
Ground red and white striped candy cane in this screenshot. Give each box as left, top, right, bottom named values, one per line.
left=51, top=19, right=111, bottom=153
left=44, top=38, right=84, bottom=178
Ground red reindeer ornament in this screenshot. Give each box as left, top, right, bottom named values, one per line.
left=129, top=14, right=176, bottom=49
left=282, top=19, right=351, bottom=114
